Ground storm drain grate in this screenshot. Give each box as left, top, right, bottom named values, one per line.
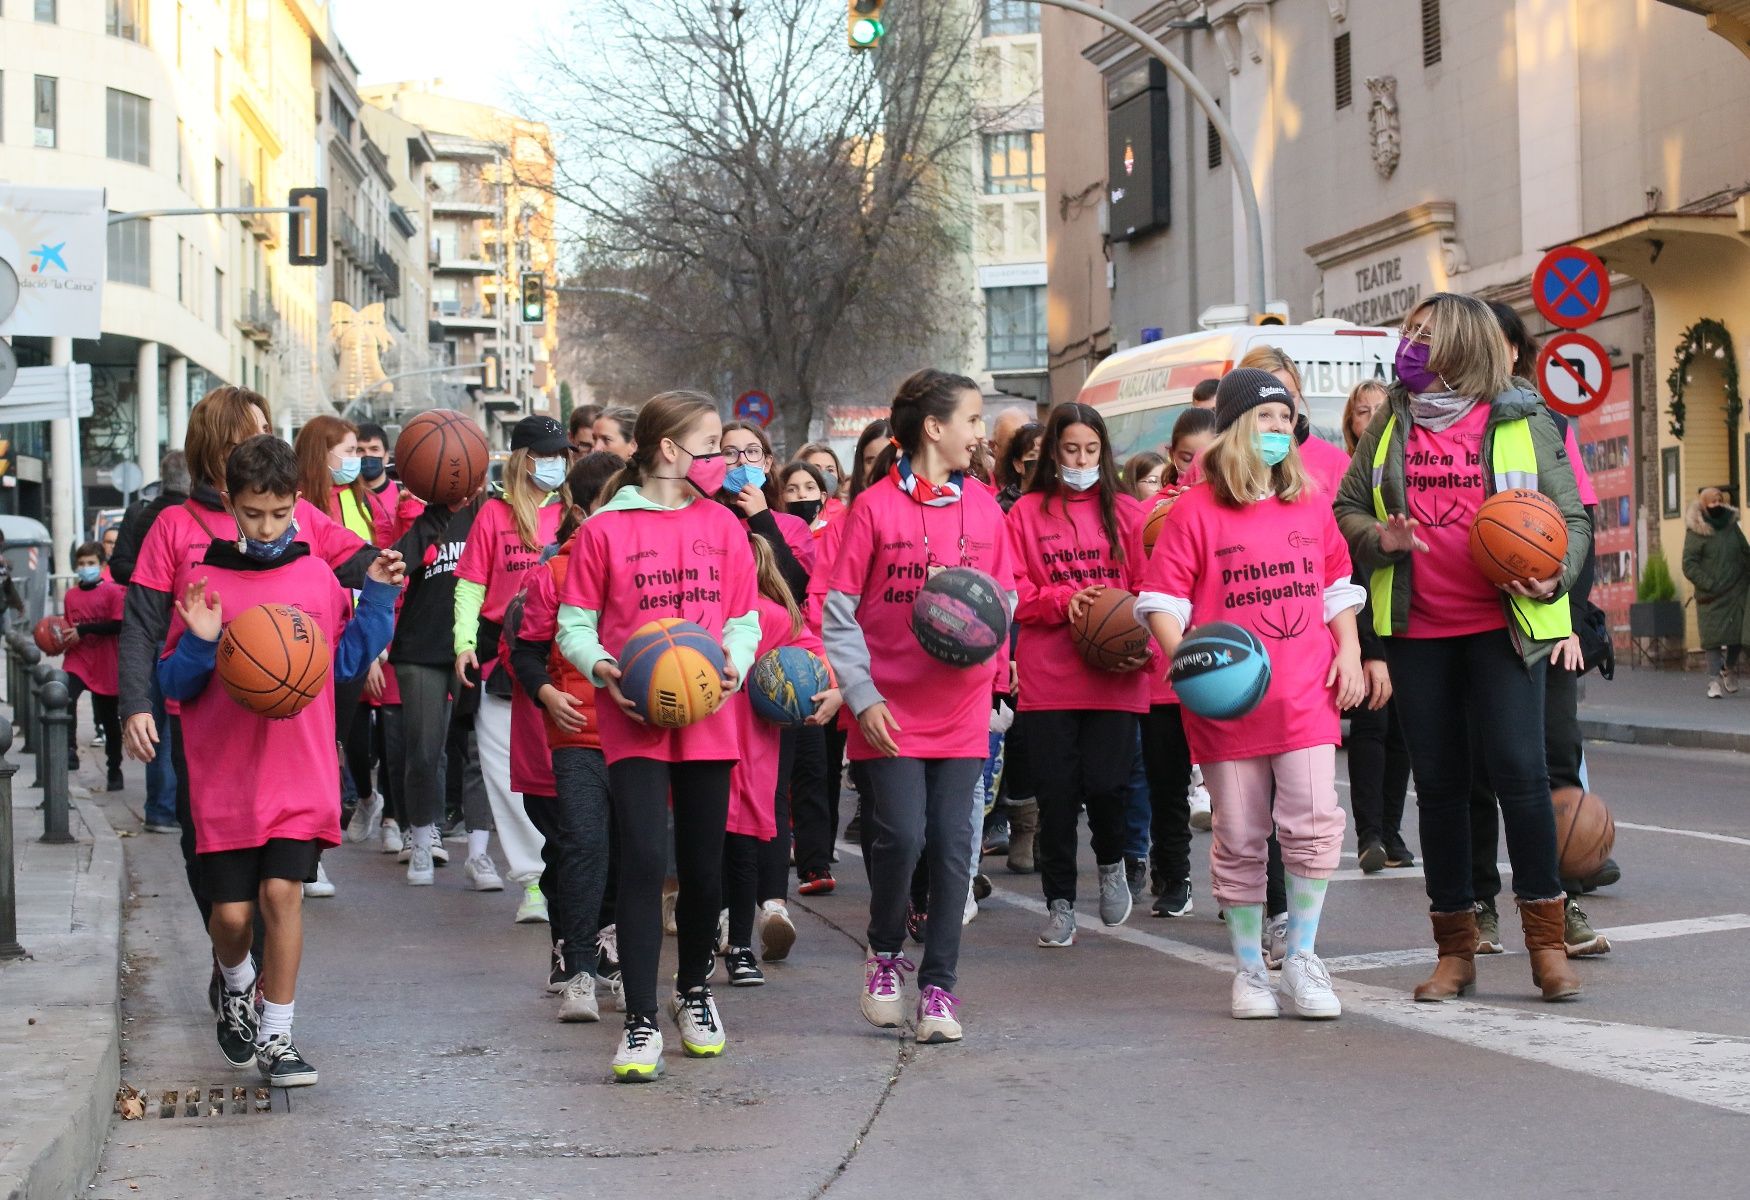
left=115, top=1082, right=290, bottom=1119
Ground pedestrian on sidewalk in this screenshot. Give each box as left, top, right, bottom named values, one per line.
left=62, top=542, right=125, bottom=792
left=1681, top=485, right=1748, bottom=699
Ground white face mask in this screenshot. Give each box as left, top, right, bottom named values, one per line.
left=1060, top=464, right=1101, bottom=492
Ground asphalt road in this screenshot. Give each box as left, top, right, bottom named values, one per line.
left=86, top=740, right=1750, bottom=1199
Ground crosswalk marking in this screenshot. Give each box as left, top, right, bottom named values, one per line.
left=1321, top=914, right=1750, bottom=972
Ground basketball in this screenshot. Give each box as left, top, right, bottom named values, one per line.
left=1070, top=587, right=1151, bottom=671
left=393, top=409, right=489, bottom=505
left=1143, top=493, right=1179, bottom=553
left=1468, top=488, right=1568, bottom=586
left=617, top=618, right=726, bottom=728
left=1551, top=786, right=1615, bottom=881
left=749, top=645, right=833, bottom=727
left=33, top=615, right=75, bottom=656
left=911, top=567, right=1009, bottom=667
left=216, top=604, right=332, bottom=719
left=1170, top=621, right=1271, bottom=720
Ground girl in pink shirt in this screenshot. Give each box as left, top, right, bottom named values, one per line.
left=1137, top=368, right=1366, bottom=1023
left=1005, top=403, right=1151, bottom=946
left=555, top=392, right=759, bottom=1082
left=824, top=370, right=1017, bottom=1047
left=63, top=541, right=126, bottom=791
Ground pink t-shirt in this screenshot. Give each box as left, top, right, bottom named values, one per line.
left=63, top=579, right=125, bottom=695
left=505, top=664, right=557, bottom=796
left=164, top=554, right=352, bottom=853
left=1144, top=483, right=1352, bottom=765
left=1142, top=489, right=1191, bottom=707
left=1006, top=489, right=1150, bottom=714
left=560, top=497, right=757, bottom=766
left=829, top=477, right=1016, bottom=762
left=1402, top=403, right=1505, bottom=638
left=456, top=497, right=564, bottom=624
left=763, top=509, right=817, bottom=578
left=1562, top=423, right=1598, bottom=508
left=805, top=516, right=844, bottom=640
left=725, top=597, right=805, bottom=840
left=366, top=479, right=424, bottom=547
left=1299, top=434, right=1353, bottom=499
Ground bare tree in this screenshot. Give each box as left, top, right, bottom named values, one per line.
left=528, top=0, right=988, bottom=451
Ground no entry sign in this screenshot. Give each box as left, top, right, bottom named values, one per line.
left=1532, top=245, right=1610, bottom=330
left=1537, top=331, right=1613, bottom=417
left=734, top=390, right=774, bottom=427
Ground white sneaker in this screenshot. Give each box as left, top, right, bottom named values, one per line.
left=1264, top=912, right=1288, bottom=970
left=611, top=1017, right=663, bottom=1082
left=1231, top=966, right=1280, bottom=1018
left=516, top=880, right=549, bottom=924
left=1188, top=780, right=1213, bottom=832
left=463, top=854, right=504, bottom=892
left=558, top=973, right=601, bottom=1023
left=860, top=952, right=911, bottom=1029
left=430, top=842, right=449, bottom=866
left=756, top=900, right=796, bottom=961
left=302, top=861, right=335, bottom=898
left=1280, top=950, right=1341, bottom=1019
left=597, top=923, right=619, bottom=969
left=346, top=792, right=383, bottom=843
left=915, top=984, right=963, bottom=1044
left=662, top=889, right=678, bottom=937
left=962, top=883, right=978, bottom=926
left=1708, top=679, right=1725, bottom=699
left=715, top=907, right=730, bottom=955
left=669, top=986, right=727, bottom=1057
left=406, top=843, right=434, bottom=886
left=379, top=818, right=404, bottom=855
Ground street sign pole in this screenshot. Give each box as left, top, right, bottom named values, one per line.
left=67, top=362, right=82, bottom=542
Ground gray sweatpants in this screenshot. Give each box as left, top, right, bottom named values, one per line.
left=397, top=662, right=453, bottom=830
left=864, top=756, right=982, bottom=994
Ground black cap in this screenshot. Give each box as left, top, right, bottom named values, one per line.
left=511, top=415, right=569, bottom=455
left=1215, top=368, right=1295, bottom=432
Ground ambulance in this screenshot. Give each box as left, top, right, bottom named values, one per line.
left=1075, top=320, right=1399, bottom=461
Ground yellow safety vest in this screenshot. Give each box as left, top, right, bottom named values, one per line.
left=1369, top=413, right=1571, bottom=642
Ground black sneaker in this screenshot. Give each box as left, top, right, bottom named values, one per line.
left=724, top=946, right=765, bottom=987
left=107, top=768, right=124, bottom=792
left=844, top=814, right=862, bottom=843
left=971, top=873, right=992, bottom=902
left=1358, top=837, right=1388, bottom=874
left=1125, top=857, right=1147, bottom=900
left=1572, top=856, right=1621, bottom=893
left=1152, top=878, right=1193, bottom=918
left=207, top=957, right=223, bottom=1014
left=1383, top=836, right=1416, bottom=869
left=216, top=986, right=261, bottom=1068
left=906, top=902, right=928, bottom=945
left=256, top=1034, right=319, bottom=1087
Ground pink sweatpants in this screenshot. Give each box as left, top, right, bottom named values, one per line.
left=1204, top=745, right=1345, bottom=907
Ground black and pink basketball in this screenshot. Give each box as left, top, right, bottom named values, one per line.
left=910, top=567, right=1008, bottom=667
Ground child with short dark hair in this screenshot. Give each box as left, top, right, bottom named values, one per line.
left=63, top=540, right=126, bottom=790
left=158, top=435, right=404, bottom=1086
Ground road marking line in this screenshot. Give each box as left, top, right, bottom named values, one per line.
left=1325, top=862, right=1510, bottom=883
left=1321, top=915, right=1750, bottom=972
left=1616, top=820, right=1750, bottom=849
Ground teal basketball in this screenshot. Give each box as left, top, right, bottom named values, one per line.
left=1170, top=622, right=1271, bottom=720
left=750, top=645, right=832, bottom=727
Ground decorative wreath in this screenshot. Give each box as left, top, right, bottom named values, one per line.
left=1666, top=317, right=1740, bottom=440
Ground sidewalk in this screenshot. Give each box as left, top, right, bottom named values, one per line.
left=0, top=738, right=124, bottom=1200
left=1579, top=665, right=1750, bottom=754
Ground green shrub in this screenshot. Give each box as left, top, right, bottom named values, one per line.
left=1637, top=551, right=1678, bottom=603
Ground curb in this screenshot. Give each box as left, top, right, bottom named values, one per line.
left=0, top=786, right=124, bottom=1200
left=1580, top=718, right=1750, bottom=755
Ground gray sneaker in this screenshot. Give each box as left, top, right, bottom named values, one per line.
left=1038, top=898, right=1077, bottom=947
left=1098, top=861, right=1133, bottom=927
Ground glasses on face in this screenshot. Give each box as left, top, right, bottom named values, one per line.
left=1400, top=324, right=1433, bottom=345
left=723, top=445, right=765, bottom=464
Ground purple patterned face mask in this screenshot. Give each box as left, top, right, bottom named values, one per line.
left=1395, top=338, right=1442, bottom=394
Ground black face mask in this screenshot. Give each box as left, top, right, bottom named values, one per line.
left=1706, top=504, right=1735, bottom=528
left=788, top=499, right=824, bottom=526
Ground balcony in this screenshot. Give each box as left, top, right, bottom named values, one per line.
left=389, top=203, right=420, bottom=239
left=433, top=300, right=497, bottom=331
left=235, top=291, right=278, bottom=347
left=239, top=179, right=277, bottom=245
left=431, top=243, right=496, bottom=275
left=373, top=247, right=402, bottom=298
left=431, top=180, right=497, bottom=215
left=335, top=210, right=371, bottom=264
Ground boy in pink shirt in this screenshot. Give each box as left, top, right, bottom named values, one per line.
left=63, top=541, right=126, bottom=790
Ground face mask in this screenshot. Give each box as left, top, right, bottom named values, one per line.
left=820, top=469, right=840, bottom=495
left=360, top=455, right=386, bottom=482
left=788, top=499, right=824, bottom=526
left=1395, top=339, right=1443, bottom=394
left=1060, top=464, right=1101, bottom=492
left=530, top=456, right=567, bottom=492
left=239, top=519, right=299, bottom=562
left=1706, top=504, right=1735, bottom=528
left=683, top=448, right=728, bottom=497
left=75, top=565, right=101, bottom=586
left=1255, top=431, right=1293, bottom=467
left=331, top=456, right=362, bottom=486
left=723, top=463, right=767, bottom=495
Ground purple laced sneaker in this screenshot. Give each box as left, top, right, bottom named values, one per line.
left=865, top=953, right=915, bottom=1001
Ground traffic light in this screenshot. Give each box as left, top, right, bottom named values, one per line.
left=288, top=187, right=328, bottom=266
left=848, top=0, right=884, bottom=49
left=519, top=271, right=545, bottom=325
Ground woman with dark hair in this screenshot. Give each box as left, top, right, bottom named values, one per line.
left=718, top=421, right=815, bottom=600
left=995, top=423, right=1043, bottom=512
left=1486, top=298, right=1539, bottom=379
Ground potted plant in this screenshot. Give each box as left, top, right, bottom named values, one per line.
left=1629, top=552, right=1685, bottom=640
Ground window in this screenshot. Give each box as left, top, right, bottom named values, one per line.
left=983, top=0, right=1038, bottom=36
left=986, top=285, right=1047, bottom=371
left=1206, top=107, right=1222, bottom=170
left=107, top=216, right=150, bottom=286
left=33, top=76, right=57, bottom=149
left=175, top=118, right=185, bottom=185
left=108, top=0, right=147, bottom=42
left=35, top=0, right=56, bottom=21
left=214, top=158, right=224, bottom=208
left=1334, top=32, right=1352, bottom=109
left=214, top=267, right=224, bottom=330
left=982, top=131, right=1045, bottom=194
left=329, top=92, right=354, bottom=143
left=176, top=234, right=185, bottom=304
left=106, top=89, right=151, bottom=166
left=213, top=49, right=222, bottom=111
left=1421, top=0, right=1442, bottom=67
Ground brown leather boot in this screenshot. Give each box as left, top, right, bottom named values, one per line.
left=1006, top=799, right=1038, bottom=874
left=1413, top=909, right=1477, bottom=1002
left=1519, top=896, right=1582, bottom=1001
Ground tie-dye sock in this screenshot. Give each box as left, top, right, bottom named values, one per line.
left=1226, top=903, right=1267, bottom=972
left=1285, top=874, right=1329, bottom=958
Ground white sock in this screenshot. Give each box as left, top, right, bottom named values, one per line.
left=468, top=829, right=491, bottom=859
left=218, top=953, right=256, bottom=994
left=256, top=999, right=294, bottom=1044
left=414, top=824, right=438, bottom=851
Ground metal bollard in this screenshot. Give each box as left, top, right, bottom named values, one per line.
left=30, top=662, right=56, bottom=792
left=4, top=632, right=20, bottom=725
left=0, top=718, right=23, bottom=959
left=39, top=672, right=73, bottom=845
left=16, top=640, right=41, bottom=754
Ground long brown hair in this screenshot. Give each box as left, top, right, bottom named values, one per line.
left=294, top=414, right=365, bottom=520
left=848, top=418, right=891, bottom=503
left=721, top=420, right=782, bottom=509
left=1025, top=402, right=1126, bottom=562
left=605, top=390, right=718, bottom=498
left=186, top=386, right=271, bottom=491
left=871, top=368, right=981, bottom=482
left=750, top=533, right=803, bottom=638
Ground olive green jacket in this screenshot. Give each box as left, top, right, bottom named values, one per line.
left=1333, top=383, right=1591, bottom=666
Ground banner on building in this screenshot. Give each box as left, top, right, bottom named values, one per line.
left=0, top=186, right=107, bottom=340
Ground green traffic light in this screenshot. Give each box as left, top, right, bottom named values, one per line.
left=850, top=16, right=883, bottom=45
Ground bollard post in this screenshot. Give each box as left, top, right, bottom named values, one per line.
left=39, top=672, right=73, bottom=845
left=4, top=632, right=20, bottom=725
left=0, top=719, right=23, bottom=959
left=17, top=640, right=41, bottom=754
left=30, top=662, right=57, bottom=793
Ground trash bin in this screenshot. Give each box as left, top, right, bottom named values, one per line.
left=0, top=515, right=54, bottom=629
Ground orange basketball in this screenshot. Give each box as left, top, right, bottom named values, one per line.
left=1070, top=587, right=1151, bottom=671
left=1143, top=493, right=1180, bottom=553
left=216, top=604, right=332, bottom=719
left=1551, top=786, right=1615, bottom=881
left=1468, top=488, right=1568, bottom=586
left=394, top=409, right=490, bottom=505
left=33, top=615, right=75, bottom=655
left=617, top=618, right=725, bottom=728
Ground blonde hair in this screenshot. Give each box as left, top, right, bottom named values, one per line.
left=1237, top=345, right=1304, bottom=399
left=1342, top=379, right=1391, bottom=453
left=502, top=446, right=558, bottom=553
left=749, top=533, right=803, bottom=638
left=1406, top=292, right=1512, bottom=400
left=1201, top=407, right=1312, bottom=508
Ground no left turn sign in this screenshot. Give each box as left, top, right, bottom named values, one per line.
left=1536, top=331, right=1613, bottom=418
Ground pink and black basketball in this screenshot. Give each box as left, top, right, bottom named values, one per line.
left=910, top=567, right=1008, bottom=667
left=1170, top=621, right=1271, bottom=720
left=617, top=618, right=726, bottom=728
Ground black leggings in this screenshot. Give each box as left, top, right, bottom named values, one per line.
left=1139, top=704, right=1193, bottom=884
left=1345, top=697, right=1411, bottom=846
left=725, top=729, right=797, bottom=948
left=1030, top=709, right=1138, bottom=904
left=66, top=673, right=121, bottom=774
left=535, top=747, right=616, bottom=975
left=789, top=724, right=834, bottom=877
left=607, top=757, right=732, bottom=1017
left=1472, top=658, right=1585, bottom=900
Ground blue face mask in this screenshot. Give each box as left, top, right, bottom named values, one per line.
left=331, top=456, right=362, bottom=485
left=239, top=520, right=299, bottom=562
left=75, top=565, right=102, bottom=586
left=360, top=455, right=386, bottom=482
left=723, top=463, right=768, bottom=495
left=530, top=456, right=568, bottom=492
left=1255, top=431, right=1293, bottom=467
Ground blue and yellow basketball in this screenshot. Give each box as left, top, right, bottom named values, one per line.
left=750, top=645, right=832, bottom=727
left=1170, top=621, right=1271, bottom=720
left=617, top=618, right=726, bottom=728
